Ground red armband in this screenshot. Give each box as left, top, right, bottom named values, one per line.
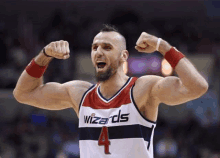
left=164, top=47, right=185, bottom=69
left=25, top=59, right=47, bottom=78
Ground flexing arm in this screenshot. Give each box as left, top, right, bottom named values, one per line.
left=135, top=32, right=209, bottom=106
left=13, top=40, right=75, bottom=110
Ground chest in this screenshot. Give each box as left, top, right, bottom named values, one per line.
left=79, top=106, right=131, bottom=127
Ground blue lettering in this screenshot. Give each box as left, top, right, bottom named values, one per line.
left=84, top=110, right=130, bottom=124
left=84, top=116, right=91, bottom=123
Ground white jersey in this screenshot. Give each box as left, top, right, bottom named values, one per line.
left=78, top=77, right=156, bottom=158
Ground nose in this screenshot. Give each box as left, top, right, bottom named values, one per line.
left=96, top=46, right=104, bottom=58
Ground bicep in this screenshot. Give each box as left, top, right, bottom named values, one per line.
left=151, top=76, right=196, bottom=106
left=19, top=82, right=73, bottom=110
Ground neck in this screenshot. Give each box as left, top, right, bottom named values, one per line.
left=99, top=70, right=129, bottom=99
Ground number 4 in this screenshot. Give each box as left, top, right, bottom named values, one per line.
left=98, top=126, right=111, bottom=154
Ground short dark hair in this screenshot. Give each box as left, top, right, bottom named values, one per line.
left=100, top=24, right=119, bottom=33
left=99, top=24, right=126, bottom=50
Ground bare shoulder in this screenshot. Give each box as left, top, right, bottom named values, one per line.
left=133, top=75, right=163, bottom=105
left=132, top=75, right=164, bottom=122
left=135, top=75, right=163, bottom=89
left=63, top=80, right=93, bottom=114
left=63, top=80, right=93, bottom=89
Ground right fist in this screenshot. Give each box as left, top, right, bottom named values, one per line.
left=44, top=40, right=70, bottom=59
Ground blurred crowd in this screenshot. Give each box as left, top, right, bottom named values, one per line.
left=155, top=114, right=220, bottom=158
left=0, top=2, right=220, bottom=158
left=0, top=113, right=79, bottom=158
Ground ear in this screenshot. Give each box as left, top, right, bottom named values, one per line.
left=121, top=50, right=129, bottom=62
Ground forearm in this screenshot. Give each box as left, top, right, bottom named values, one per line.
left=34, top=49, right=53, bottom=66
left=158, top=40, right=208, bottom=92
left=14, top=50, right=53, bottom=94
left=136, top=32, right=208, bottom=105
left=175, top=58, right=208, bottom=92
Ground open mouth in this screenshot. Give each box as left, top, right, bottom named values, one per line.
left=97, top=62, right=106, bottom=69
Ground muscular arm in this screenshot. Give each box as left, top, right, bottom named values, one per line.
left=14, top=50, right=52, bottom=94
left=151, top=57, right=208, bottom=105
left=14, top=77, right=91, bottom=111
left=151, top=44, right=208, bottom=106
left=13, top=49, right=72, bottom=110
left=136, top=33, right=209, bottom=106
left=13, top=40, right=91, bottom=112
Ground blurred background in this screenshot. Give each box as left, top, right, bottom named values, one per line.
left=0, top=0, right=219, bottom=157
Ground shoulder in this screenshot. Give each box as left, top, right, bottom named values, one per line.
left=62, top=80, right=94, bottom=112
left=135, top=75, right=163, bottom=88
left=132, top=75, right=163, bottom=103
left=63, top=80, right=94, bottom=98
left=131, top=75, right=163, bottom=117
left=63, top=80, right=94, bottom=90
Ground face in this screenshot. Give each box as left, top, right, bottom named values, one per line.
left=91, top=32, right=125, bottom=82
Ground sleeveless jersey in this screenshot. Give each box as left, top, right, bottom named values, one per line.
left=78, top=77, right=156, bottom=158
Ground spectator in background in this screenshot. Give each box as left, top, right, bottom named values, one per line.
left=156, top=129, right=178, bottom=158
left=186, top=87, right=219, bottom=127
left=0, top=39, right=28, bottom=88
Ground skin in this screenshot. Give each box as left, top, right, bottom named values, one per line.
left=13, top=31, right=209, bottom=122
left=92, top=33, right=122, bottom=82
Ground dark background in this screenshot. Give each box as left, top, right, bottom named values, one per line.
left=0, top=0, right=219, bottom=157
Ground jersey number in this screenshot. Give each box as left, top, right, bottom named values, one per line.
left=98, top=126, right=111, bottom=154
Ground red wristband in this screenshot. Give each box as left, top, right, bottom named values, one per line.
left=164, top=47, right=185, bottom=69
left=25, top=59, right=47, bottom=78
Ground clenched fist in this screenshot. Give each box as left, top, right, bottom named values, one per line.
left=135, top=32, right=171, bottom=55
left=44, top=40, right=70, bottom=59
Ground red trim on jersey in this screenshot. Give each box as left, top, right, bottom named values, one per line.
left=82, top=77, right=138, bottom=109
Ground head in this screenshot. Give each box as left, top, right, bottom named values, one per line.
left=91, top=24, right=128, bottom=82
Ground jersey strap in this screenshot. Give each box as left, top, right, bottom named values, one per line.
left=82, top=77, right=138, bottom=109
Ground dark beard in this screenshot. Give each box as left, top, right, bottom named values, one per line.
left=95, top=66, right=115, bottom=82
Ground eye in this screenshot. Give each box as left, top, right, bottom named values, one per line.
left=93, top=46, right=98, bottom=50
left=104, top=46, right=112, bottom=50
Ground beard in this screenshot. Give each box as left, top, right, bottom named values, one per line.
left=95, top=65, right=117, bottom=82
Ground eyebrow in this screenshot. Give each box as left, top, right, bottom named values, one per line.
left=91, top=42, right=113, bottom=47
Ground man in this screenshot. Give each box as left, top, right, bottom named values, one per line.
left=13, top=25, right=208, bottom=158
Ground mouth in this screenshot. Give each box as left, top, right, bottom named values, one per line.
left=96, top=62, right=106, bottom=69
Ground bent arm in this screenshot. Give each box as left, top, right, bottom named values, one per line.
left=14, top=79, right=74, bottom=110
left=14, top=50, right=52, bottom=93
left=151, top=43, right=208, bottom=106
left=13, top=40, right=89, bottom=111
left=13, top=49, right=74, bottom=110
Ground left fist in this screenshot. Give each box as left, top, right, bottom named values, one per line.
left=135, top=32, right=172, bottom=55
left=135, top=32, right=159, bottom=53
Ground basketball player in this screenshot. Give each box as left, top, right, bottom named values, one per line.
left=13, top=25, right=208, bottom=158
